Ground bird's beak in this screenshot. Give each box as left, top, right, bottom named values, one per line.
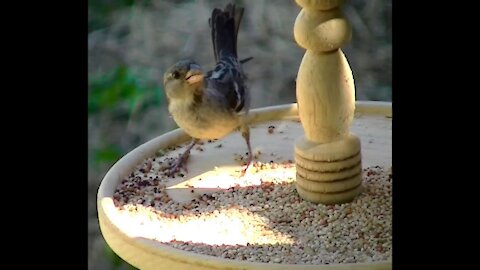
left=185, top=64, right=204, bottom=85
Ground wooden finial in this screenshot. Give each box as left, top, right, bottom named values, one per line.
left=293, top=0, right=362, bottom=204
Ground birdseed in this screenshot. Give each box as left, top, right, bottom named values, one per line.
left=113, top=143, right=392, bottom=265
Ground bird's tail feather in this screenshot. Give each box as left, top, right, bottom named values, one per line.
left=209, top=3, right=244, bottom=62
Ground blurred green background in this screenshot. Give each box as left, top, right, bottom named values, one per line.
left=88, top=0, right=391, bottom=269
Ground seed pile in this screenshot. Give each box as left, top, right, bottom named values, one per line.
left=113, top=141, right=392, bottom=265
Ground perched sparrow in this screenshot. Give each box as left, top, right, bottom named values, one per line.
left=163, top=3, right=253, bottom=175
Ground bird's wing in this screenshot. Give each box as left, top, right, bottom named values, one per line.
left=206, top=56, right=248, bottom=113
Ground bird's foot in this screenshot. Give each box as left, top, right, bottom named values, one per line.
left=240, top=153, right=254, bottom=177
left=166, top=150, right=191, bottom=177
left=165, top=139, right=198, bottom=177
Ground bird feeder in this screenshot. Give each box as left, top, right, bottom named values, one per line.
left=293, top=0, right=360, bottom=204
left=97, top=0, right=392, bottom=269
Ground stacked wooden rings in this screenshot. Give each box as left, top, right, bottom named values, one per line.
left=294, top=133, right=363, bottom=204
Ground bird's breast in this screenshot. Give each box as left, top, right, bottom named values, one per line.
left=168, top=100, right=240, bottom=140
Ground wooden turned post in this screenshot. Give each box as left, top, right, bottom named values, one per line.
left=293, top=0, right=362, bottom=204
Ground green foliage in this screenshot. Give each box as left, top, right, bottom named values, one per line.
left=88, top=66, right=163, bottom=117
left=88, top=65, right=164, bottom=170
left=94, top=144, right=123, bottom=164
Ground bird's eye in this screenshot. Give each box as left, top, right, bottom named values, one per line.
left=171, top=71, right=180, bottom=79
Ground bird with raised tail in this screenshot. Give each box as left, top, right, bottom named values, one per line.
left=163, top=3, right=253, bottom=176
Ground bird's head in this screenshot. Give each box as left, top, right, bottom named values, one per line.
left=163, top=60, right=204, bottom=100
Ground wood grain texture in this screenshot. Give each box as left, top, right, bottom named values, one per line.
left=294, top=0, right=360, bottom=203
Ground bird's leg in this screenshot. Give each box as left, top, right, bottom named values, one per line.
left=167, top=138, right=198, bottom=176
left=240, top=124, right=253, bottom=176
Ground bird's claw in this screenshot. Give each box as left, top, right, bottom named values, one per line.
left=240, top=153, right=253, bottom=177
left=165, top=151, right=191, bottom=177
